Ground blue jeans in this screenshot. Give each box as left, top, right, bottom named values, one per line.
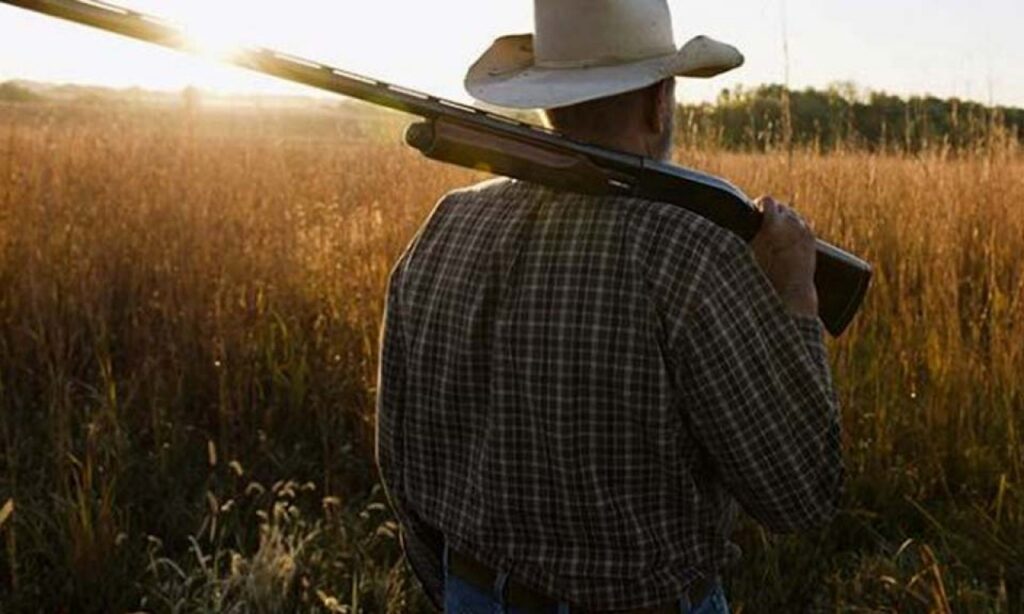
left=443, top=547, right=730, bottom=614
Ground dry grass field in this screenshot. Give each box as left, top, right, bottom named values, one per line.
left=0, top=98, right=1021, bottom=612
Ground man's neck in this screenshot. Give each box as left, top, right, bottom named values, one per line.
left=563, top=130, right=653, bottom=159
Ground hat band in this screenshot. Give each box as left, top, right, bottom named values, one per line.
left=534, top=47, right=676, bottom=70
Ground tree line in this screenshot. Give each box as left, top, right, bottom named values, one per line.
left=4, top=79, right=1022, bottom=153
left=676, top=83, right=1023, bottom=152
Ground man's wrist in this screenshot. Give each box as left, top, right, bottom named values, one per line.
left=779, top=285, right=819, bottom=318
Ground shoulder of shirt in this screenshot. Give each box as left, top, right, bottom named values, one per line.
left=435, top=178, right=748, bottom=262
left=390, top=179, right=516, bottom=274
left=625, top=197, right=755, bottom=314
left=614, top=195, right=751, bottom=280
left=437, top=177, right=518, bottom=204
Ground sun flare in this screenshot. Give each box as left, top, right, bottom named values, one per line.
left=167, top=6, right=258, bottom=62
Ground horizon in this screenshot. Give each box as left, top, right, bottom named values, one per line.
left=6, top=77, right=1023, bottom=112
left=0, top=0, right=1021, bottom=110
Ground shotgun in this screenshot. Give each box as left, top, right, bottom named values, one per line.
left=0, top=0, right=872, bottom=335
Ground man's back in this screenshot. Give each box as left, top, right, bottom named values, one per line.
left=376, top=179, right=842, bottom=610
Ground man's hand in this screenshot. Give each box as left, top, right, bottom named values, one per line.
left=751, top=196, right=819, bottom=318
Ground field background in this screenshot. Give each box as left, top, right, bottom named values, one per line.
left=0, top=93, right=1021, bottom=612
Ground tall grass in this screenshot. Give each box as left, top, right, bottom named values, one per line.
left=0, top=99, right=1021, bottom=612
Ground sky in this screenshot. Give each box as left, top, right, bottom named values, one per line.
left=0, top=0, right=1021, bottom=108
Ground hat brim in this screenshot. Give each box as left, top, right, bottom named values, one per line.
left=465, top=34, right=744, bottom=110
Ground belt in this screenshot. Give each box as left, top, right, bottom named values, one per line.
left=448, top=550, right=716, bottom=613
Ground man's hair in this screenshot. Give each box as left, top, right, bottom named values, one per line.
left=543, top=80, right=665, bottom=136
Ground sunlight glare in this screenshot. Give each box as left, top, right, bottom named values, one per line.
left=173, top=8, right=255, bottom=63
left=182, top=27, right=247, bottom=63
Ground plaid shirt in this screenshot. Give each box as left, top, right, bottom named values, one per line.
left=376, top=179, right=843, bottom=610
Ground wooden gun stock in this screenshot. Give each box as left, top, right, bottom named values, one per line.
left=407, top=119, right=872, bottom=337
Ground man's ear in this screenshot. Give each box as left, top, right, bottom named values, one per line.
left=646, top=79, right=673, bottom=132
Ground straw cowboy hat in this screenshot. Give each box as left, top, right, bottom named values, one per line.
left=465, top=0, right=744, bottom=110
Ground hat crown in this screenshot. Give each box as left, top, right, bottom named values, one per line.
left=533, top=0, right=677, bottom=68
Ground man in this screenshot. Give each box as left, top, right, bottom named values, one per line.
left=376, top=1, right=843, bottom=612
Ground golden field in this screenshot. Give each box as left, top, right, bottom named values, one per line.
left=0, top=99, right=1021, bottom=612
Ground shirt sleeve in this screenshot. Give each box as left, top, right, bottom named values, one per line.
left=375, top=258, right=445, bottom=609
left=675, top=241, right=844, bottom=533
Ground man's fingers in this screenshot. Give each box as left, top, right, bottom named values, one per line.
left=779, top=205, right=801, bottom=229
left=755, top=198, right=817, bottom=254
left=757, top=196, right=777, bottom=213
left=757, top=196, right=780, bottom=229
left=777, top=203, right=813, bottom=234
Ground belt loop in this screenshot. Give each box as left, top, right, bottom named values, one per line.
left=442, top=543, right=450, bottom=579
left=493, top=568, right=510, bottom=612
left=680, top=593, right=692, bottom=614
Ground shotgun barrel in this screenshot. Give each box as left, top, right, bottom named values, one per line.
left=0, top=0, right=872, bottom=335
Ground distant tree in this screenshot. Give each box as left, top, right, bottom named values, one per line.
left=0, top=81, right=42, bottom=103
left=676, top=84, right=1023, bottom=152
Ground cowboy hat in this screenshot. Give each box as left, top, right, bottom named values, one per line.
left=465, top=0, right=744, bottom=110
